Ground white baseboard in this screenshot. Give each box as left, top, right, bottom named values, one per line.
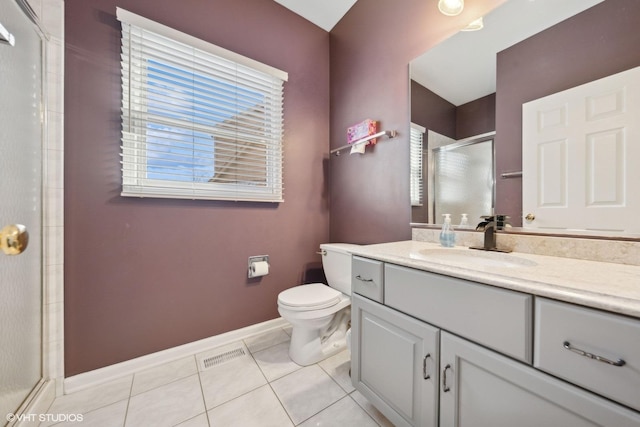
left=63, top=317, right=289, bottom=395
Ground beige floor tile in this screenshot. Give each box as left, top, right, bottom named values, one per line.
left=252, top=341, right=301, bottom=382
left=174, top=412, right=210, bottom=427
left=244, top=329, right=290, bottom=354
left=45, top=375, right=132, bottom=420
left=271, top=365, right=346, bottom=425
left=298, top=395, right=379, bottom=427
left=207, top=385, right=293, bottom=427
left=350, top=390, right=394, bottom=427
left=44, top=400, right=128, bottom=427
left=131, top=356, right=197, bottom=396
left=318, top=350, right=354, bottom=393
left=199, top=352, right=267, bottom=409
left=125, top=375, right=205, bottom=427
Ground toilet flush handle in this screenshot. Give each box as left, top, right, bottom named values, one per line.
left=316, top=250, right=327, bottom=256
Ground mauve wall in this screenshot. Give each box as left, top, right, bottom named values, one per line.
left=457, top=94, right=495, bottom=140
left=329, top=0, right=506, bottom=244
left=64, top=0, right=330, bottom=375
left=410, top=81, right=455, bottom=224
left=410, top=81, right=495, bottom=140
left=495, top=0, right=640, bottom=225
left=411, top=80, right=456, bottom=139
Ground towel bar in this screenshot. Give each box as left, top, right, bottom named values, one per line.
left=500, top=171, right=522, bottom=179
left=330, top=130, right=398, bottom=156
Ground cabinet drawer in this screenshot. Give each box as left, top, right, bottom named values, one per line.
left=534, top=298, right=640, bottom=411
left=351, top=256, right=384, bottom=303
left=385, top=264, right=533, bottom=363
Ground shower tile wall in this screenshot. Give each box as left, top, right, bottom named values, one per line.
left=26, top=0, right=65, bottom=396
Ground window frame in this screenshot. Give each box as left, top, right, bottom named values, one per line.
left=117, top=8, right=287, bottom=202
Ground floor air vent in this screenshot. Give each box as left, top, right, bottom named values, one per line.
left=200, top=347, right=246, bottom=370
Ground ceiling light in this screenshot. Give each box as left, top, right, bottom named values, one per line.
left=438, top=0, right=464, bottom=16
left=461, top=17, right=484, bottom=31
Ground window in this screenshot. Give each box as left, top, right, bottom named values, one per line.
left=117, top=8, right=288, bottom=202
left=410, top=123, right=425, bottom=206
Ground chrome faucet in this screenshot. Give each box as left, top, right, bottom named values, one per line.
left=470, top=215, right=511, bottom=253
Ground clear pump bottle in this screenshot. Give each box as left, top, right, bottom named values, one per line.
left=440, top=214, right=456, bottom=247
left=459, top=213, right=469, bottom=228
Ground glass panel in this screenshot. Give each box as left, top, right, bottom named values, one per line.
left=434, top=139, right=494, bottom=227
left=0, top=0, right=43, bottom=418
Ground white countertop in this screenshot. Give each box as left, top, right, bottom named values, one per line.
left=349, top=241, right=640, bottom=318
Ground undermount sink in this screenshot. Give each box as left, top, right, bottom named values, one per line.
left=413, top=248, right=538, bottom=268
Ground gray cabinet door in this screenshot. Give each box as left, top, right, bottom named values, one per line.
left=352, top=294, right=439, bottom=427
left=439, top=332, right=640, bottom=427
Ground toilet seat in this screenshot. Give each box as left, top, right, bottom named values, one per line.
left=278, top=283, right=341, bottom=311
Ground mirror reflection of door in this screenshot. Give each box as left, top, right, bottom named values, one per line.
left=522, top=66, right=640, bottom=235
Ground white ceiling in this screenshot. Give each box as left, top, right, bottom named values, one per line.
left=272, top=0, right=358, bottom=31
left=411, top=0, right=605, bottom=106
left=273, top=0, right=606, bottom=105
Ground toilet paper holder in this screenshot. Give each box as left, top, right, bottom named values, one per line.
left=248, top=255, right=270, bottom=278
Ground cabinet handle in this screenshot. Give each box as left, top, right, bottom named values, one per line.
left=442, top=364, right=452, bottom=392
left=562, top=341, right=626, bottom=367
left=355, top=275, right=374, bottom=283
left=423, top=354, right=431, bottom=380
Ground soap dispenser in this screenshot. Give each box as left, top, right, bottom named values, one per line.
left=459, top=213, right=469, bottom=228
left=440, top=214, right=456, bottom=247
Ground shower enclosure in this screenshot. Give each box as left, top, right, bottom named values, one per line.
left=0, top=0, right=44, bottom=421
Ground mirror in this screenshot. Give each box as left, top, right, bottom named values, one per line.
left=409, top=0, right=628, bottom=232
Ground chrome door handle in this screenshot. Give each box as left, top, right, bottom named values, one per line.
left=0, top=224, right=29, bottom=255
left=563, top=341, right=625, bottom=367
left=355, top=275, right=373, bottom=283
left=423, top=354, right=432, bottom=380
left=442, top=364, right=452, bottom=392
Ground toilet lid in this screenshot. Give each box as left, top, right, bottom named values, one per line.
left=278, top=283, right=341, bottom=310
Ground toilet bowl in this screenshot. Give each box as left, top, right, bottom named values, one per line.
left=277, top=243, right=358, bottom=366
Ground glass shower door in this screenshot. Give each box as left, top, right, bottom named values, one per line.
left=0, top=0, right=43, bottom=421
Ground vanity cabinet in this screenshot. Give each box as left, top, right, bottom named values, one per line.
left=534, top=298, right=640, bottom=412
left=352, top=293, right=440, bottom=427
left=351, top=257, right=640, bottom=427
left=439, top=331, right=640, bottom=427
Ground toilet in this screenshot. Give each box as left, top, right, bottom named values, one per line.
left=277, top=243, right=358, bottom=366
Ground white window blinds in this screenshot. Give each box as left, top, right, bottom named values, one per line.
left=117, top=8, right=288, bottom=202
left=410, top=123, right=425, bottom=206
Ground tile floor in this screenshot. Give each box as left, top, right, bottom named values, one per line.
left=40, top=325, right=393, bottom=426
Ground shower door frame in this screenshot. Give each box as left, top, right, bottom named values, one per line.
left=2, top=0, right=64, bottom=423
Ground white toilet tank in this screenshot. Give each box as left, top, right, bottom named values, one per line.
left=320, top=243, right=359, bottom=296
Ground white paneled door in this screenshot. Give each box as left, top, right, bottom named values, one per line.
left=522, top=66, right=640, bottom=234
left=0, top=0, right=43, bottom=421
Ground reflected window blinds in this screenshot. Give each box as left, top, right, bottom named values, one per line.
left=410, top=123, right=425, bottom=206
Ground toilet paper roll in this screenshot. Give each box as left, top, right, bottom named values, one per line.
left=250, top=260, right=269, bottom=278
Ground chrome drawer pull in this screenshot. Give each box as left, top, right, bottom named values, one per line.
left=355, top=275, right=374, bottom=283
left=442, top=364, right=452, bottom=392
left=423, top=354, right=431, bottom=380
left=563, top=341, right=626, bottom=367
